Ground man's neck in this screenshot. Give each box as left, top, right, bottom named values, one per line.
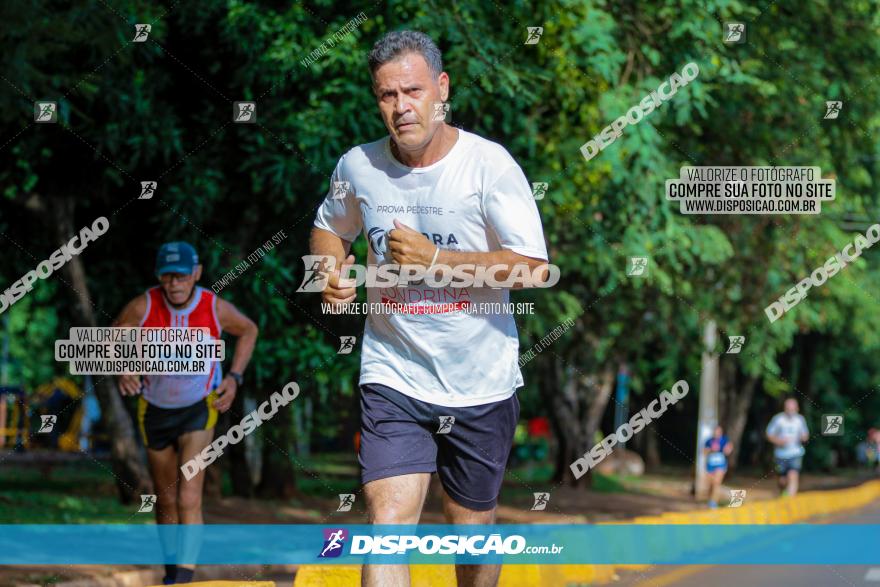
left=163, top=286, right=196, bottom=310
left=391, top=124, right=459, bottom=167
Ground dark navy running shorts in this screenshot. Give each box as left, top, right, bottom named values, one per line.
left=358, top=382, right=520, bottom=511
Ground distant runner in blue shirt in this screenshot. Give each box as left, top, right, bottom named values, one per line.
left=704, top=425, right=733, bottom=508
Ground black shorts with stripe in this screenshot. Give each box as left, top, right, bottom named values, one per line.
left=137, top=392, right=218, bottom=451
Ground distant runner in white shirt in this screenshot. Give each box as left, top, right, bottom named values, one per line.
left=310, top=30, right=550, bottom=587
left=766, top=398, right=810, bottom=496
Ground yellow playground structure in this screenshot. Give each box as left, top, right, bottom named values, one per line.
left=0, top=377, right=91, bottom=451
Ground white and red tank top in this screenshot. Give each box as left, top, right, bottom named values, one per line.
left=139, top=286, right=222, bottom=408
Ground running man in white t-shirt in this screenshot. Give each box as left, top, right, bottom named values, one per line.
left=310, top=31, right=549, bottom=587
left=766, top=398, right=809, bottom=496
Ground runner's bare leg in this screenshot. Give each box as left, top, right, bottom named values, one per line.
left=442, top=489, right=500, bottom=587
left=175, top=428, right=215, bottom=572
left=363, top=473, right=431, bottom=587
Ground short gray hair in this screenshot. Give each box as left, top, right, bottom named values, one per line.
left=368, top=30, right=443, bottom=81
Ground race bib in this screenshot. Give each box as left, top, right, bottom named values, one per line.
left=707, top=452, right=726, bottom=466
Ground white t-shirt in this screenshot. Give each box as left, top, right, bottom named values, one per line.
left=766, top=413, right=809, bottom=459
left=314, top=128, right=548, bottom=407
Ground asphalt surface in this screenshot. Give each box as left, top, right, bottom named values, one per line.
left=617, top=499, right=880, bottom=587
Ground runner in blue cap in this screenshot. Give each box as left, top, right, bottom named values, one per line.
left=113, top=241, right=258, bottom=584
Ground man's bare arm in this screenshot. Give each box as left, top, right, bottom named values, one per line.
left=209, top=298, right=258, bottom=413
left=113, top=295, right=147, bottom=328
left=112, top=295, right=147, bottom=395
left=310, top=227, right=357, bottom=305
left=436, top=248, right=549, bottom=287
left=386, top=221, right=549, bottom=288
left=310, top=227, right=351, bottom=266
left=216, top=298, right=258, bottom=376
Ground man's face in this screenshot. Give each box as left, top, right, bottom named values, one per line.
left=784, top=399, right=798, bottom=415
left=372, top=53, right=449, bottom=154
left=158, top=266, right=201, bottom=305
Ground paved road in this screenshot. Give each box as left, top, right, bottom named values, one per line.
left=617, top=500, right=880, bottom=586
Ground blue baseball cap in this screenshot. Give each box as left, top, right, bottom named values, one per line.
left=155, top=241, right=199, bottom=276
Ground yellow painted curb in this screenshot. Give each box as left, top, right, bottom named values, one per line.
left=147, top=582, right=275, bottom=587
left=294, top=566, right=360, bottom=587
left=292, top=480, right=880, bottom=587
left=293, top=563, right=611, bottom=586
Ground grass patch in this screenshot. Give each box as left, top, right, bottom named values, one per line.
left=296, top=476, right=359, bottom=495
left=0, top=462, right=148, bottom=523
left=589, top=472, right=628, bottom=493
left=0, top=462, right=118, bottom=495
left=505, top=462, right=554, bottom=484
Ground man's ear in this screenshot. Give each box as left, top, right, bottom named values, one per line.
left=193, top=265, right=203, bottom=281
left=438, top=71, right=449, bottom=102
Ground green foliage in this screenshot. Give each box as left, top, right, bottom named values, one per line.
left=0, top=464, right=148, bottom=523
left=1, top=0, right=880, bottom=470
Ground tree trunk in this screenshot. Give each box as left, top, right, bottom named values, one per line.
left=645, top=426, right=661, bottom=470
left=545, top=356, right=585, bottom=486
left=584, top=365, right=615, bottom=448
left=724, top=375, right=758, bottom=469
left=215, top=216, right=261, bottom=499
left=256, top=387, right=297, bottom=499
left=544, top=355, right=614, bottom=488
left=228, top=388, right=253, bottom=497
left=718, top=357, right=735, bottom=430
left=718, top=354, right=759, bottom=470
left=51, top=197, right=152, bottom=502
left=796, top=333, right=817, bottom=406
